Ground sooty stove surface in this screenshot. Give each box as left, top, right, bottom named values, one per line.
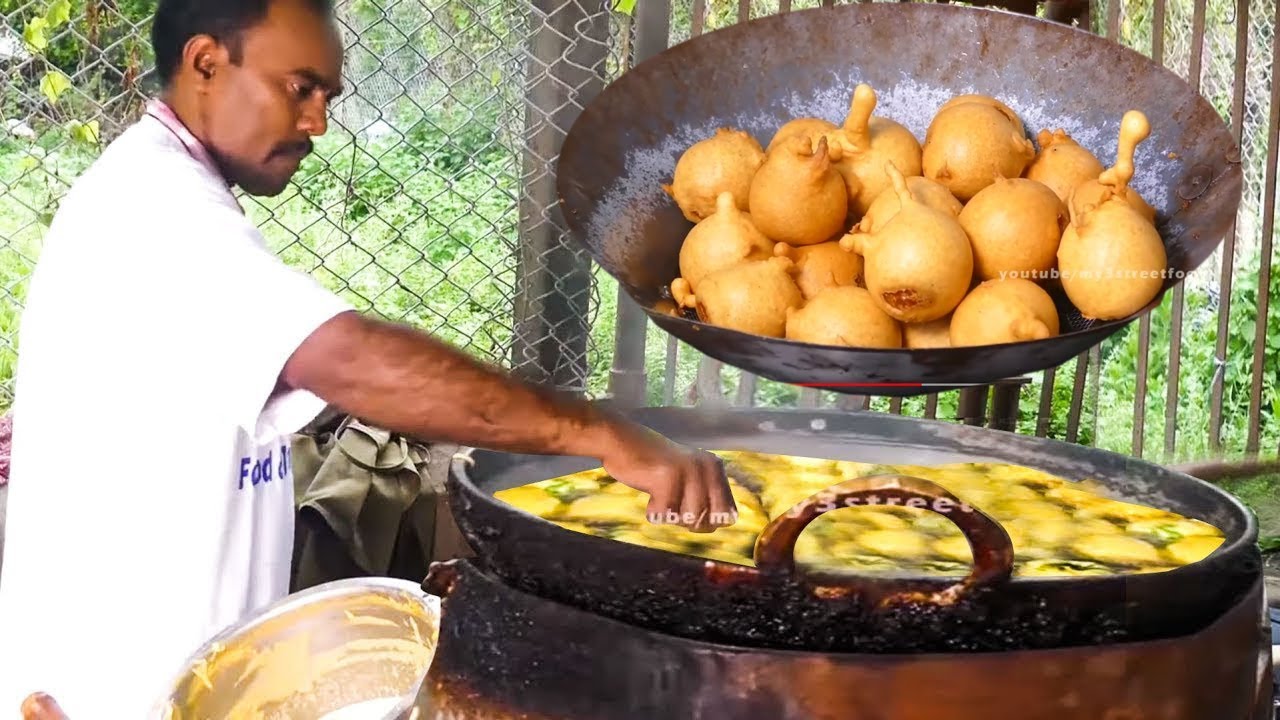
left=1268, top=608, right=1280, bottom=718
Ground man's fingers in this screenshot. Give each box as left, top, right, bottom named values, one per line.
left=688, top=452, right=734, bottom=531
left=646, top=469, right=681, bottom=524
left=679, top=470, right=712, bottom=533
left=706, top=460, right=737, bottom=529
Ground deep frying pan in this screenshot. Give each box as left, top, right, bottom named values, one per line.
left=445, top=406, right=1260, bottom=654
left=555, top=4, right=1243, bottom=396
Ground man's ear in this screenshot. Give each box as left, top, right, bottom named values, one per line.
left=181, top=34, right=228, bottom=85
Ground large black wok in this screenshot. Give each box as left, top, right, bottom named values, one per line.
left=445, top=407, right=1260, bottom=654
left=555, top=4, right=1243, bottom=396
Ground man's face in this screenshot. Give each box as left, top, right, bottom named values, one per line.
left=196, top=1, right=344, bottom=196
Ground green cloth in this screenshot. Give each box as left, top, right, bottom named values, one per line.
left=289, top=413, right=473, bottom=592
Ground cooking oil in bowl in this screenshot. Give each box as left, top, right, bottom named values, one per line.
left=152, top=578, right=439, bottom=720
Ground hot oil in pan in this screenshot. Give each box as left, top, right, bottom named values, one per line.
left=494, top=450, right=1227, bottom=579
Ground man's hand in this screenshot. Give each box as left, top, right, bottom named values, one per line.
left=596, top=422, right=737, bottom=533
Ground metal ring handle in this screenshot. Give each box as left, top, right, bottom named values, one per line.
left=753, top=474, right=1015, bottom=607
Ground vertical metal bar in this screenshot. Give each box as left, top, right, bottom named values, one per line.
left=924, top=394, right=939, bottom=420
left=1163, top=0, right=1207, bottom=459
left=691, top=0, right=706, bottom=36
left=513, top=0, right=609, bottom=393
left=1132, top=0, right=1167, bottom=458
left=958, top=388, right=989, bottom=427
left=1132, top=313, right=1150, bottom=457
left=1045, top=0, right=1088, bottom=26
left=1066, top=351, right=1091, bottom=437
left=1105, top=0, right=1121, bottom=39
left=1248, top=8, right=1280, bottom=455
left=693, top=357, right=727, bottom=406
left=1209, top=0, right=1250, bottom=452
left=799, top=388, right=823, bottom=408
left=1065, top=353, right=1088, bottom=444
left=837, top=394, right=868, bottom=412
left=991, top=382, right=1022, bottom=432
left=1036, top=369, right=1056, bottom=437
left=780, top=0, right=792, bottom=12
left=608, top=0, right=670, bottom=408
left=735, top=373, right=757, bottom=406
left=1151, top=0, right=1165, bottom=62
left=1044, top=0, right=1070, bottom=23
left=1088, top=345, right=1102, bottom=446
left=1163, top=287, right=1184, bottom=458
left=700, top=358, right=724, bottom=399
left=889, top=397, right=903, bottom=415
left=663, top=336, right=679, bottom=405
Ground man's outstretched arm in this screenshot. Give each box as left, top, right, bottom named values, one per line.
left=281, top=311, right=736, bottom=531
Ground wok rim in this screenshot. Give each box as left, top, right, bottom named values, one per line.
left=555, top=1, right=1244, bottom=356
left=448, top=406, right=1259, bottom=591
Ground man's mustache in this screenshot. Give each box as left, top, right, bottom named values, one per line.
left=272, top=140, right=313, bottom=159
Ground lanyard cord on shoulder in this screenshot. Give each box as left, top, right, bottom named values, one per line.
left=143, top=98, right=244, bottom=213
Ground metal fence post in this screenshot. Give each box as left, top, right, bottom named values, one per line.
left=512, top=0, right=612, bottom=393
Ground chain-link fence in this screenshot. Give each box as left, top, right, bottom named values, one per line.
left=0, top=0, right=1275, bottom=465
left=0, top=0, right=634, bottom=406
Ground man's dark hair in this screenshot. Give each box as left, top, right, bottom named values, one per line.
left=150, top=0, right=335, bottom=87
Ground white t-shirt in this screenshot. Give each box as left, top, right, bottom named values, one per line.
left=0, top=112, right=353, bottom=717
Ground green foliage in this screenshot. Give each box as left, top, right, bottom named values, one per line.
left=2, top=0, right=155, bottom=128
left=1093, top=247, right=1280, bottom=463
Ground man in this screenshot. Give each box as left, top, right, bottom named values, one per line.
left=0, top=0, right=736, bottom=716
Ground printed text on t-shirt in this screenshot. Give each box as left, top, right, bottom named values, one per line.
left=239, top=444, right=291, bottom=490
